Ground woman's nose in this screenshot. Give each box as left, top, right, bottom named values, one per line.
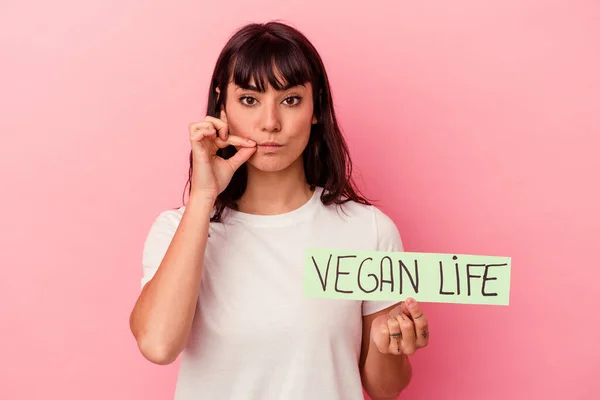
left=261, top=104, right=281, bottom=133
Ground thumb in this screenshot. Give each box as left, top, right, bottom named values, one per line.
left=226, top=146, right=256, bottom=171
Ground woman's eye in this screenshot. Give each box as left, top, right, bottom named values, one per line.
left=240, top=96, right=257, bottom=106
left=240, top=96, right=301, bottom=106
left=283, top=96, right=301, bottom=106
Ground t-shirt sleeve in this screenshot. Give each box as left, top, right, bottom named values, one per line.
left=140, top=209, right=180, bottom=290
left=361, top=206, right=405, bottom=316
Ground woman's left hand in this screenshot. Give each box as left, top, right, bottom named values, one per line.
left=370, top=297, right=429, bottom=356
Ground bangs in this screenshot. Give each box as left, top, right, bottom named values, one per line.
left=229, top=34, right=315, bottom=91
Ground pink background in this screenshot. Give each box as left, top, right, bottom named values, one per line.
left=1, top=1, right=598, bottom=399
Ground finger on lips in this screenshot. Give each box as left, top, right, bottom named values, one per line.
left=199, top=113, right=258, bottom=149
left=215, top=135, right=256, bottom=150
left=227, top=135, right=256, bottom=147
left=188, top=118, right=255, bottom=150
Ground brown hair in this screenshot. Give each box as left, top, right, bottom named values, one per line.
left=183, top=21, right=371, bottom=222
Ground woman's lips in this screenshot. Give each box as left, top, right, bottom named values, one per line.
left=258, top=143, right=283, bottom=152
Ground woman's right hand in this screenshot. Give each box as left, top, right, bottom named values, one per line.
left=188, top=111, right=256, bottom=201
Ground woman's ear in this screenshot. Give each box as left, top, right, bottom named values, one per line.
left=216, top=87, right=227, bottom=117
left=312, top=114, right=318, bottom=124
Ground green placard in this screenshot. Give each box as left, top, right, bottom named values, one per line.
left=303, top=248, right=511, bottom=305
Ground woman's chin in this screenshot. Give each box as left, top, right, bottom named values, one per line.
left=246, top=153, right=301, bottom=173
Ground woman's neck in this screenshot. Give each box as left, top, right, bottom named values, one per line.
left=237, top=161, right=313, bottom=215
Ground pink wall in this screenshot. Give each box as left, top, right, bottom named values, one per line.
left=1, top=1, right=598, bottom=399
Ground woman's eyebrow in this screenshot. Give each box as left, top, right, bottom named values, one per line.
left=236, top=84, right=260, bottom=92
left=235, top=83, right=306, bottom=92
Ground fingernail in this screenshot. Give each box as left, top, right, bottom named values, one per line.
left=406, top=298, right=415, bottom=307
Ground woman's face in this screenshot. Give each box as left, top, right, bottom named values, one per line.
left=221, top=79, right=317, bottom=173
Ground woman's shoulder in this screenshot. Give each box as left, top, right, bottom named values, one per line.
left=145, top=206, right=186, bottom=234
left=319, top=187, right=392, bottom=220
left=319, top=188, right=402, bottom=245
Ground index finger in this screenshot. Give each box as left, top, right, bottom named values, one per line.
left=204, top=115, right=228, bottom=140
left=215, top=134, right=256, bottom=149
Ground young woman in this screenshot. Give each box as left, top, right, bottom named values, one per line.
left=129, top=21, right=429, bottom=400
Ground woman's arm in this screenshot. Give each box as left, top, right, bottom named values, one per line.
left=359, top=299, right=428, bottom=399
left=129, top=195, right=214, bottom=365
left=360, top=304, right=413, bottom=399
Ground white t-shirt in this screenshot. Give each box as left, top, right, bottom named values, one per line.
left=140, top=186, right=404, bottom=400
